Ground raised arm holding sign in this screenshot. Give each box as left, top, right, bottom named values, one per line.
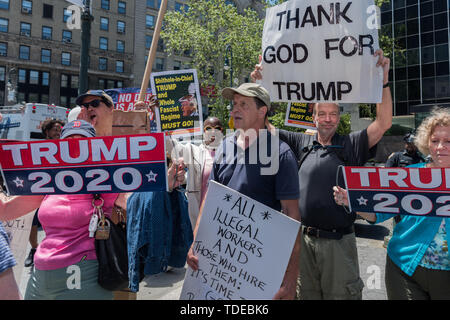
left=249, top=0, right=393, bottom=300
left=333, top=108, right=450, bottom=300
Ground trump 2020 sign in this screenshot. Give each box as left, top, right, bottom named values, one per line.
left=343, top=166, right=450, bottom=217
left=0, top=133, right=168, bottom=195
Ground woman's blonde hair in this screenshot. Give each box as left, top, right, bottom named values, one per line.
left=414, top=107, right=450, bottom=156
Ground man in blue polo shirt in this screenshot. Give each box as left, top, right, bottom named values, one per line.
left=186, top=83, right=301, bottom=300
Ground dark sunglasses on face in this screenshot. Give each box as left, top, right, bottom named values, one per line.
left=204, top=126, right=222, bottom=131
left=81, top=99, right=104, bottom=109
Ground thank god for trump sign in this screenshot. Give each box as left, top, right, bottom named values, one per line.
left=0, top=133, right=168, bottom=195
left=342, top=167, right=450, bottom=217
left=260, top=0, right=383, bottom=103
left=180, top=181, right=300, bottom=300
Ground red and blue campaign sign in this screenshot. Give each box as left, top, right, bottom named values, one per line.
left=342, top=166, right=450, bottom=217
left=0, top=133, right=168, bottom=195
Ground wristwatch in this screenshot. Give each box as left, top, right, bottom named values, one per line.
left=383, top=82, right=389, bottom=88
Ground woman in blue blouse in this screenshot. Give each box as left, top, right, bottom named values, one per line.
left=334, top=108, right=450, bottom=299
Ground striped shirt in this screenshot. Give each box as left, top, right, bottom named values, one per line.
left=0, top=222, right=16, bottom=274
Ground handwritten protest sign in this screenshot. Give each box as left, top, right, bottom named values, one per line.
left=260, top=0, right=382, bottom=103
left=150, top=69, right=203, bottom=138
left=180, top=181, right=300, bottom=300
left=1, top=211, right=34, bottom=286
left=342, top=166, right=450, bottom=217
left=285, top=102, right=316, bottom=130
left=0, top=133, right=168, bottom=195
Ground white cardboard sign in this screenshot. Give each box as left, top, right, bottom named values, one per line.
left=180, top=181, right=300, bottom=300
left=260, top=0, right=383, bottom=103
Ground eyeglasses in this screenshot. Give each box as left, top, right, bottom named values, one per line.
left=204, top=126, right=222, bottom=131
left=80, top=99, right=103, bottom=109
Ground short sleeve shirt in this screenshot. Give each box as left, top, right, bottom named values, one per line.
left=210, top=131, right=300, bottom=212
left=279, top=129, right=376, bottom=229
left=0, top=222, right=16, bottom=274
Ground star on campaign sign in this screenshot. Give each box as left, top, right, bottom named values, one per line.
left=146, top=171, right=158, bottom=183
left=12, top=177, right=24, bottom=188
left=356, top=196, right=368, bottom=206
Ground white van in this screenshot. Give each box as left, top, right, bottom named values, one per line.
left=0, top=103, right=69, bottom=140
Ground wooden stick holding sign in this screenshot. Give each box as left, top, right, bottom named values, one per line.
left=138, top=0, right=168, bottom=103
left=112, top=0, right=168, bottom=135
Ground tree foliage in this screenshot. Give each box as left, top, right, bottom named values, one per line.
left=161, top=0, right=264, bottom=127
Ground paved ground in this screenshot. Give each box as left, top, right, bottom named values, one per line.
left=18, top=218, right=393, bottom=300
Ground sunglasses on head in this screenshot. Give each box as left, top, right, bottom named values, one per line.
left=80, top=99, right=104, bottom=109
left=204, top=126, right=222, bottom=131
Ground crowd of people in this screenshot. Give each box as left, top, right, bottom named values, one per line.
left=0, top=48, right=449, bottom=300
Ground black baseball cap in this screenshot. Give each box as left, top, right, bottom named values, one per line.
left=61, top=120, right=96, bottom=139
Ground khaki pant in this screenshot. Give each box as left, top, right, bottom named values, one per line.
left=297, top=231, right=364, bottom=300
left=385, top=255, right=450, bottom=300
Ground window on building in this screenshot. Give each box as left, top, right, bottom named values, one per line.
left=0, top=0, right=9, bottom=10
left=101, top=0, right=110, bottom=10
left=116, top=61, right=124, bottom=73
left=117, top=81, right=123, bottom=88
left=29, top=70, right=39, bottom=85
left=146, top=15, right=155, bottom=28
left=62, top=30, right=72, bottom=42
left=0, top=66, right=5, bottom=81
left=145, top=35, right=152, bottom=49
left=99, top=57, right=108, bottom=71
left=435, top=44, right=449, bottom=62
left=155, top=58, right=164, bottom=71
left=0, top=42, right=6, bottom=56
left=421, top=46, right=434, bottom=64
left=22, top=0, right=32, bottom=13
left=62, top=52, right=71, bottom=66
left=100, top=17, right=109, bottom=31
left=41, top=49, right=51, bottom=63
left=20, top=22, right=31, bottom=36
left=173, top=60, right=181, bottom=70
left=60, top=74, right=78, bottom=107
left=157, top=39, right=164, bottom=52
left=118, top=1, right=126, bottom=14
left=117, top=21, right=125, bottom=33
left=63, top=8, right=72, bottom=22
left=42, top=26, right=52, bottom=40
left=99, top=37, right=108, bottom=50
left=436, top=75, right=450, bottom=98
left=147, top=0, right=161, bottom=9
left=117, top=40, right=124, bottom=53
left=42, top=72, right=49, bottom=86
left=0, top=18, right=7, bottom=32
left=18, top=69, right=26, bottom=83
left=175, top=2, right=189, bottom=12
left=61, top=74, right=68, bottom=87
left=43, top=4, right=53, bottom=18
left=19, top=45, right=30, bottom=59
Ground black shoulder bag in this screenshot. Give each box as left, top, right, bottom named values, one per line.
left=93, top=195, right=129, bottom=291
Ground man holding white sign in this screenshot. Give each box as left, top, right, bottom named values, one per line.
left=251, top=0, right=393, bottom=300
left=187, top=83, right=301, bottom=299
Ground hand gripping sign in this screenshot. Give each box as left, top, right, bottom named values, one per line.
left=342, top=166, right=450, bottom=217
left=0, top=133, right=168, bottom=195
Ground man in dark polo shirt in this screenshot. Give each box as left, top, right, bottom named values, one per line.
left=186, top=83, right=301, bottom=300
left=251, top=49, right=393, bottom=299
